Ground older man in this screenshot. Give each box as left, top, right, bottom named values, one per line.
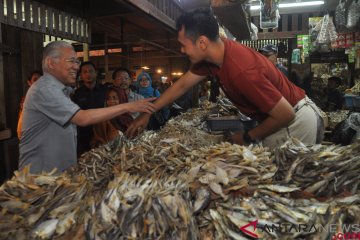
left=127, top=8, right=324, bottom=147
left=259, top=44, right=288, bottom=78
left=112, top=67, right=144, bottom=119
left=19, top=41, right=156, bottom=173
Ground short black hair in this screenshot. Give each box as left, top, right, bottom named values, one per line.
left=176, top=8, right=219, bottom=43
left=328, top=76, right=342, bottom=85
left=79, top=61, right=96, bottom=72
left=28, top=70, right=42, bottom=80
left=112, top=67, right=132, bottom=80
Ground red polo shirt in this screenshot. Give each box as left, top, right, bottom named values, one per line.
left=191, top=39, right=305, bottom=121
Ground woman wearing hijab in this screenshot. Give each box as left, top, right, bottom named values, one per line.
left=136, top=72, right=169, bottom=130
left=91, top=87, right=133, bottom=148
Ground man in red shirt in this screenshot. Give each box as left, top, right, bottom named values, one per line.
left=126, top=8, right=324, bottom=147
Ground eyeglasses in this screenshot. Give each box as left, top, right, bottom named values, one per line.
left=140, top=78, right=149, bottom=82
left=115, top=77, right=130, bottom=81
left=65, top=58, right=81, bottom=65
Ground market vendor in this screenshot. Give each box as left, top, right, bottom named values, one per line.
left=324, top=76, right=344, bottom=112
left=126, top=8, right=324, bottom=147
left=19, top=41, right=156, bottom=174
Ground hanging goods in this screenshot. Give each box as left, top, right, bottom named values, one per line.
left=346, top=0, right=360, bottom=29
left=260, top=0, right=280, bottom=29
left=334, top=0, right=347, bottom=32
left=316, top=14, right=338, bottom=45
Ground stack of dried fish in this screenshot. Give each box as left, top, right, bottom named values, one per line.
left=85, top=172, right=198, bottom=239
left=345, top=81, right=360, bottom=95
left=274, top=138, right=360, bottom=197
left=74, top=134, right=130, bottom=184
left=207, top=188, right=360, bottom=239
left=73, top=112, right=223, bottom=183
left=185, top=142, right=275, bottom=199
left=327, top=110, right=349, bottom=129
left=1, top=98, right=360, bottom=239
left=0, top=167, right=90, bottom=239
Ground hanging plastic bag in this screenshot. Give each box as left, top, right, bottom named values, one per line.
left=291, top=49, right=301, bottom=64
left=335, top=0, right=347, bottom=32
left=260, top=0, right=280, bottom=29
left=250, top=22, right=258, bottom=40
left=346, top=0, right=360, bottom=29
left=316, top=14, right=338, bottom=44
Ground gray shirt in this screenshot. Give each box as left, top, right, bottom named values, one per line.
left=19, top=73, right=80, bottom=173
left=127, top=90, right=144, bottom=119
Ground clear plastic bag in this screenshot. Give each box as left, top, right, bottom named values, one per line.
left=316, top=14, right=338, bottom=44
left=335, top=0, right=347, bottom=32
left=260, top=0, right=280, bottom=29
left=250, top=22, right=258, bottom=40
left=346, top=0, right=360, bottom=29
left=348, top=112, right=360, bottom=132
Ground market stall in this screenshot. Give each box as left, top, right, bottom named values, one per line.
left=0, top=100, right=359, bottom=239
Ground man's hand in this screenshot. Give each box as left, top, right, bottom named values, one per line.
left=125, top=97, right=157, bottom=114
left=126, top=114, right=152, bottom=138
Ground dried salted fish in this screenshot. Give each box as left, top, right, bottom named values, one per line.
left=257, top=184, right=300, bottom=193
left=1, top=101, right=360, bottom=240
left=193, top=187, right=211, bottom=214
left=32, top=219, right=59, bottom=239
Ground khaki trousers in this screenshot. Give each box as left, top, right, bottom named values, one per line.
left=262, top=96, right=324, bottom=148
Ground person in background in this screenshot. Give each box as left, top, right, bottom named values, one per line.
left=169, top=76, right=194, bottom=117
left=17, top=70, right=42, bottom=139
left=137, top=72, right=169, bottom=130
left=112, top=67, right=144, bottom=119
left=259, top=44, right=289, bottom=78
left=199, top=79, right=210, bottom=102
left=324, top=76, right=344, bottom=112
left=19, top=41, right=156, bottom=174
left=126, top=8, right=324, bottom=148
left=91, top=88, right=126, bottom=148
left=72, top=61, right=108, bottom=155
left=209, top=76, right=220, bottom=103
left=152, top=72, right=164, bottom=93
left=111, top=67, right=135, bottom=111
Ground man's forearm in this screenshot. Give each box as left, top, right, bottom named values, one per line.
left=72, top=104, right=130, bottom=127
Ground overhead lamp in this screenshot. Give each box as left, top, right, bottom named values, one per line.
left=250, top=1, right=324, bottom=10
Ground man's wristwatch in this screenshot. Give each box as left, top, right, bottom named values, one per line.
left=243, top=130, right=256, bottom=144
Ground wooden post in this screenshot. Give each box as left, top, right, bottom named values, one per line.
left=0, top=24, right=5, bottom=126
left=83, top=43, right=89, bottom=62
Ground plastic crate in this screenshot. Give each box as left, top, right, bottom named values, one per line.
left=344, top=95, right=355, bottom=108
left=353, top=96, right=360, bottom=108
left=206, top=116, right=256, bottom=132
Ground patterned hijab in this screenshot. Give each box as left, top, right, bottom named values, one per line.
left=137, top=72, right=160, bottom=98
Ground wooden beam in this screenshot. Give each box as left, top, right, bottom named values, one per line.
left=258, top=30, right=308, bottom=39
left=119, top=0, right=176, bottom=29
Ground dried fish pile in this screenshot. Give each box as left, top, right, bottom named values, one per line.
left=185, top=142, right=276, bottom=199
left=1, top=100, right=360, bottom=239
left=85, top=172, right=198, bottom=240
left=74, top=135, right=129, bottom=183
left=207, top=188, right=360, bottom=240
left=0, top=167, right=90, bottom=239
left=327, top=110, right=349, bottom=128
left=274, top=138, right=360, bottom=197
left=73, top=110, right=223, bottom=183
left=345, top=81, right=360, bottom=95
